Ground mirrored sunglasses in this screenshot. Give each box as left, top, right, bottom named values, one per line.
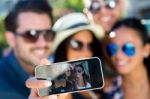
left=88, top=0, right=118, bottom=13
left=69, top=39, right=93, bottom=51
left=106, top=42, right=136, bottom=57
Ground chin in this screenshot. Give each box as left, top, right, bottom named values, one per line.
left=30, top=58, right=41, bottom=66
left=116, top=69, right=130, bottom=75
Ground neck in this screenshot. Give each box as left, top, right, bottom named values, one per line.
left=122, top=63, right=150, bottom=99
left=15, top=51, right=34, bottom=75
left=122, top=63, right=148, bottom=86
left=77, top=76, right=85, bottom=86
left=19, top=59, right=34, bottom=75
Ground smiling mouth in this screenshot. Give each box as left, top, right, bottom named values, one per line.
left=115, top=61, right=128, bottom=67
left=32, top=48, right=48, bottom=59
left=100, top=16, right=111, bottom=22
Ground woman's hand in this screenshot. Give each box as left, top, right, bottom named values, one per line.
left=26, top=59, right=69, bottom=99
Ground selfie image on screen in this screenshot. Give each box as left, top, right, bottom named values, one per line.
left=49, top=61, right=91, bottom=93
left=35, top=57, right=104, bottom=96
left=73, top=61, right=91, bottom=90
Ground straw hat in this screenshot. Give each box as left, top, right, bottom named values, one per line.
left=52, top=12, right=104, bottom=53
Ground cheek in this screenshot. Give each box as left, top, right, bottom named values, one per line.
left=67, top=48, right=78, bottom=60
left=132, top=48, right=145, bottom=64
left=111, top=7, right=122, bottom=18
left=15, top=39, right=31, bottom=53
left=93, top=14, right=100, bottom=22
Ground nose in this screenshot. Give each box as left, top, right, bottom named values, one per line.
left=115, top=49, right=126, bottom=59
left=80, top=49, right=93, bottom=58
left=36, top=35, right=47, bottom=46
left=99, top=5, right=110, bottom=14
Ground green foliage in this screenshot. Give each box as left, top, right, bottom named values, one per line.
left=65, top=0, right=84, bottom=12
left=0, top=0, right=84, bottom=47
left=49, top=0, right=84, bottom=22
left=49, top=0, right=84, bottom=12
left=0, top=19, right=7, bottom=48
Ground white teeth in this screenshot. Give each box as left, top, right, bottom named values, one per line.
left=101, top=16, right=111, bottom=22
left=33, top=49, right=45, bottom=58
left=117, top=61, right=127, bottom=66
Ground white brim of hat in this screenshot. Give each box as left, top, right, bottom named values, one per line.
left=52, top=24, right=104, bottom=53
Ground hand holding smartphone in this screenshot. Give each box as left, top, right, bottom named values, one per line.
left=35, top=57, right=104, bottom=96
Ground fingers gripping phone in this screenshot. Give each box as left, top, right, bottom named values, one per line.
left=35, top=57, right=104, bottom=96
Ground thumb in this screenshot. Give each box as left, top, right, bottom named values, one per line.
left=40, top=58, right=51, bottom=66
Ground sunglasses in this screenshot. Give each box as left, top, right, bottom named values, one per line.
left=88, top=0, right=118, bottom=13
left=15, top=29, right=55, bottom=43
left=66, top=69, right=71, bottom=73
left=106, top=42, right=136, bottom=57
left=69, top=39, right=93, bottom=51
left=75, top=69, right=82, bottom=73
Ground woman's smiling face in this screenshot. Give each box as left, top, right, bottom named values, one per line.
left=106, top=26, right=149, bottom=74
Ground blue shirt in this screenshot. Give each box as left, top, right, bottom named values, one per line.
left=0, top=51, right=30, bottom=99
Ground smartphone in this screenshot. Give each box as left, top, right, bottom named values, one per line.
left=35, top=57, right=104, bottom=96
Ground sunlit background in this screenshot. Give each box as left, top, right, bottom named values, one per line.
left=0, top=0, right=150, bottom=48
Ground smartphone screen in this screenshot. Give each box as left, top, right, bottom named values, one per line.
left=35, top=57, right=104, bottom=96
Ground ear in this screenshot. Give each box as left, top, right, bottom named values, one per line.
left=143, top=44, right=150, bottom=58
left=5, top=31, right=16, bottom=48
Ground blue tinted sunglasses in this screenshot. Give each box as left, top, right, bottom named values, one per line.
left=106, top=43, right=136, bottom=57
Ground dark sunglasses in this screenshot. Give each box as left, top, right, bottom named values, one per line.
left=15, top=29, right=55, bottom=43
left=75, top=69, right=82, bottom=73
left=66, top=69, right=71, bottom=72
left=69, top=39, right=93, bottom=51
left=106, top=42, right=136, bottom=57
left=88, top=0, right=118, bottom=13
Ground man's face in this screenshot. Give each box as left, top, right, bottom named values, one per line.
left=13, top=12, right=53, bottom=66
left=85, top=0, right=123, bottom=32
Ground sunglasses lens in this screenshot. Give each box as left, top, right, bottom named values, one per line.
left=123, top=43, right=135, bottom=56
left=70, top=40, right=92, bottom=51
left=89, top=2, right=101, bottom=13
left=107, top=43, right=118, bottom=56
left=78, top=70, right=82, bottom=73
left=106, top=0, right=117, bottom=9
left=89, top=0, right=117, bottom=13
left=16, top=29, right=55, bottom=43
left=75, top=70, right=82, bottom=73
left=44, top=30, right=55, bottom=41
left=22, top=30, right=39, bottom=42
left=70, top=40, right=83, bottom=50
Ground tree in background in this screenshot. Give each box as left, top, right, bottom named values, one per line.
left=0, top=0, right=84, bottom=48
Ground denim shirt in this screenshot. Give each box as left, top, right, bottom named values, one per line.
left=0, top=51, right=30, bottom=99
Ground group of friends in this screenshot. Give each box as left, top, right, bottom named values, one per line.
left=0, top=0, right=149, bottom=99
left=51, top=63, right=91, bottom=94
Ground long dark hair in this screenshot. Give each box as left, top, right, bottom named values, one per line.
left=5, top=0, right=53, bottom=33
left=108, top=18, right=150, bottom=79
left=75, top=64, right=90, bottom=86
left=54, top=30, right=103, bottom=62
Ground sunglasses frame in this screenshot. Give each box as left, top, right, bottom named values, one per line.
left=15, top=29, right=55, bottom=43
left=69, top=39, right=93, bottom=51
left=106, top=42, right=136, bottom=57
left=74, top=69, right=82, bottom=73
left=88, top=0, right=118, bottom=13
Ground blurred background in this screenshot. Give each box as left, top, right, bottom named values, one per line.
left=0, top=0, right=150, bottom=49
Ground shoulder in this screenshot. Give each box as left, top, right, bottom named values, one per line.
left=0, top=56, right=9, bottom=72
left=0, top=54, right=15, bottom=79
